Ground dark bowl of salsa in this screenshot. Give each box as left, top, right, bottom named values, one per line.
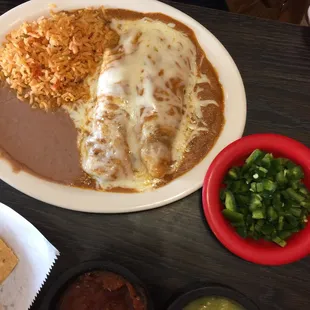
left=39, top=260, right=153, bottom=310
left=168, top=285, right=259, bottom=310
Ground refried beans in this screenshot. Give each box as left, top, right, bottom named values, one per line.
left=0, top=87, right=84, bottom=184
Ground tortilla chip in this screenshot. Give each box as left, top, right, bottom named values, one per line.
left=0, top=238, right=18, bottom=284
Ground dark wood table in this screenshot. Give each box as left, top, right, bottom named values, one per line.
left=1, top=1, right=310, bottom=309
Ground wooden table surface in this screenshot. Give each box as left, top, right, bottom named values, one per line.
left=1, top=1, right=310, bottom=310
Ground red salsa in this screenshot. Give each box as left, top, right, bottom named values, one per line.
left=58, top=271, right=146, bottom=310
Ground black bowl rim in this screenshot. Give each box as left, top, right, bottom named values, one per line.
left=39, top=260, right=154, bottom=310
left=167, top=285, right=259, bottom=310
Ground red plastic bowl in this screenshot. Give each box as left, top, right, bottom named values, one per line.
left=202, top=134, right=310, bottom=265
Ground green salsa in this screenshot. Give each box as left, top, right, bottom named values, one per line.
left=184, top=296, right=245, bottom=310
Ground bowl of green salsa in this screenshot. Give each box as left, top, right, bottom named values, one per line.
left=184, top=296, right=244, bottom=310
left=168, top=285, right=258, bottom=310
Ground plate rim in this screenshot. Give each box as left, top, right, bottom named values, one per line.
left=0, top=0, right=246, bottom=213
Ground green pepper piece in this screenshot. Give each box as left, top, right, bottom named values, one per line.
left=254, top=225, right=262, bottom=233
left=240, top=182, right=249, bottom=193
left=272, top=237, right=287, bottom=247
left=257, top=166, right=268, bottom=177
left=278, top=216, right=284, bottom=231
left=300, top=209, right=308, bottom=218
left=260, top=191, right=272, bottom=200
left=285, top=200, right=300, bottom=209
left=229, top=181, right=241, bottom=193
left=224, top=191, right=237, bottom=211
left=290, top=180, right=302, bottom=190
left=246, top=214, right=253, bottom=223
left=245, top=149, right=265, bottom=166
left=288, top=166, right=304, bottom=180
left=261, top=153, right=273, bottom=168
left=263, top=179, right=277, bottom=192
left=299, top=187, right=310, bottom=197
left=250, top=182, right=257, bottom=192
left=230, top=180, right=249, bottom=193
left=286, top=188, right=306, bottom=203
left=232, top=221, right=245, bottom=228
left=281, top=190, right=290, bottom=200
left=236, top=227, right=248, bottom=238
left=271, top=158, right=283, bottom=173
left=239, top=208, right=248, bottom=216
left=251, top=231, right=261, bottom=240
left=254, top=219, right=264, bottom=232
left=285, top=215, right=298, bottom=228
left=256, top=182, right=264, bottom=193
left=235, top=195, right=250, bottom=207
left=278, top=231, right=292, bottom=240
left=222, top=209, right=244, bottom=222
left=227, top=167, right=240, bottom=180
left=252, top=209, right=265, bottom=219
left=249, top=194, right=262, bottom=211
left=257, top=219, right=265, bottom=226
left=249, top=223, right=255, bottom=232
left=264, top=197, right=272, bottom=207
left=276, top=171, right=287, bottom=186
left=284, top=159, right=296, bottom=169
left=283, top=222, right=297, bottom=230
left=220, top=188, right=226, bottom=201
left=272, top=192, right=282, bottom=210
left=267, top=207, right=278, bottom=221
left=224, top=180, right=232, bottom=188
left=291, top=208, right=302, bottom=217
left=261, top=224, right=274, bottom=235
left=301, top=201, right=310, bottom=210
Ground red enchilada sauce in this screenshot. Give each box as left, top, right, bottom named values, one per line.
left=58, top=271, right=146, bottom=310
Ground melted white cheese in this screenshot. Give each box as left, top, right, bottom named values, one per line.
left=67, top=18, right=218, bottom=191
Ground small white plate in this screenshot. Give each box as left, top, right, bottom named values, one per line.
left=0, top=0, right=246, bottom=213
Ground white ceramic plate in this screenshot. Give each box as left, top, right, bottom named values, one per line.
left=0, top=0, right=246, bottom=213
